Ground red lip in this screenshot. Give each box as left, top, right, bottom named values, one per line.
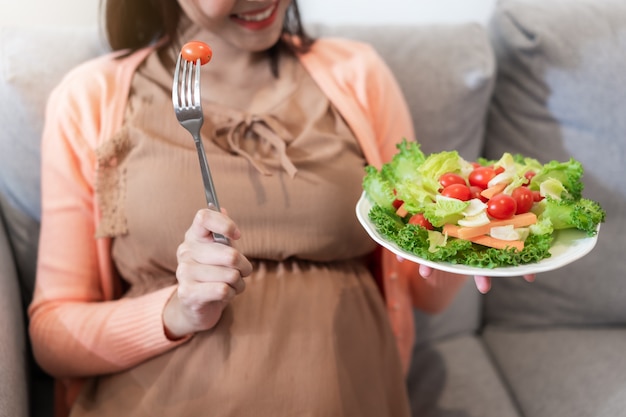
left=230, top=3, right=279, bottom=31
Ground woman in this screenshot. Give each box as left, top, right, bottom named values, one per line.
left=29, top=0, right=533, bottom=416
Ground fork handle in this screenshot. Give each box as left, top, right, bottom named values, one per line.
left=193, top=135, right=230, bottom=245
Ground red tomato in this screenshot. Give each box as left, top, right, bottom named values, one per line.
left=494, top=166, right=505, bottom=175
left=408, top=213, right=434, bottom=230
left=469, top=185, right=488, bottom=202
left=532, top=190, right=544, bottom=202
left=524, top=170, right=536, bottom=182
left=468, top=167, right=497, bottom=189
left=511, top=187, right=534, bottom=214
left=487, top=194, right=517, bottom=219
left=439, top=172, right=466, bottom=188
left=392, top=189, right=404, bottom=209
left=181, top=41, right=213, bottom=65
left=440, top=184, right=472, bottom=201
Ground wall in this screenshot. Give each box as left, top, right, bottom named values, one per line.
left=300, top=0, right=497, bottom=25
left=0, top=0, right=99, bottom=27
left=0, top=0, right=496, bottom=27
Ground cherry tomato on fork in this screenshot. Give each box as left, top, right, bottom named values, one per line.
left=181, top=41, right=213, bottom=65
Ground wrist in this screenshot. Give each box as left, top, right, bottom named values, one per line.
left=162, top=290, right=194, bottom=341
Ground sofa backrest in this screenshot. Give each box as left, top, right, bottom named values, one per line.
left=311, top=23, right=495, bottom=161
left=483, top=0, right=626, bottom=327
left=0, top=26, right=107, bottom=220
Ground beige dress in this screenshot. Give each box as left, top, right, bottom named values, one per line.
left=70, top=48, right=411, bottom=417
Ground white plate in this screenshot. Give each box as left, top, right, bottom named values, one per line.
left=356, top=192, right=600, bottom=277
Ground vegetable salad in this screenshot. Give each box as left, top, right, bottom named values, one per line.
left=363, top=139, right=606, bottom=268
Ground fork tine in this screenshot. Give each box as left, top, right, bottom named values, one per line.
left=172, top=55, right=202, bottom=110
left=172, top=53, right=182, bottom=108
left=193, top=59, right=201, bottom=107
left=182, top=59, right=190, bottom=108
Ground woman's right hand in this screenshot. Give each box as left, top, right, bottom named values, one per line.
left=163, top=208, right=253, bottom=339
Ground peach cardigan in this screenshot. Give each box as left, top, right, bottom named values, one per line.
left=29, top=37, right=466, bottom=410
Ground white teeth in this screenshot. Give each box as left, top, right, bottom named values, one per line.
left=236, top=5, right=275, bottom=21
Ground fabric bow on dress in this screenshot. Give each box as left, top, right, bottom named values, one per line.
left=211, top=110, right=298, bottom=179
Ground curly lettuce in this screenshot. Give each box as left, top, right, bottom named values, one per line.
left=368, top=204, right=554, bottom=267
left=533, top=196, right=605, bottom=236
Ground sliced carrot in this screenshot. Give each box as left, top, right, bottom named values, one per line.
left=395, top=203, right=409, bottom=218
left=443, top=224, right=524, bottom=251
left=467, top=235, right=524, bottom=252
left=451, top=212, right=537, bottom=239
left=442, top=223, right=462, bottom=235
left=481, top=183, right=507, bottom=200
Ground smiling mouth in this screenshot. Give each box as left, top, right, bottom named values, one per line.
left=233, top=3, right=278, bottom=22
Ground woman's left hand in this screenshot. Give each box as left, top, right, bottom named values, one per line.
left=418, top=264, right=536, bottom=294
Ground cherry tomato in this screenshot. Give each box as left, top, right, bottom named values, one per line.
left=487, top=194, right=517, bottom=220
left=392, top=189, right=404, bottom=209
left=392, top=198, right=404, bottom=209
left=468, top=167, right=497, bottom=189
left=440, top=184, right=472, bottom=201
left=469, top=185, right=488, bottom=202
left=532, top=190, right=544, bottom=202
left=524, top=170, right=536, bottom=181
left=439, top=172, right=466, bottom=188
left=408, top=213, right=434, bottom=230
left=511, top=186, right=534, bottom=214
left=181, top=41, right=213, bottom=65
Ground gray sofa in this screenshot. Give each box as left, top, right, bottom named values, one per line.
left=1, top=0, right=625, bottom=416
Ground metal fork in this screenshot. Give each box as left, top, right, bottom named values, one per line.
left=172, top=53, right=229, bottom=245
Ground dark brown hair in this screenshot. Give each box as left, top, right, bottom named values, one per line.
left=101, top=0, right=314, bottom=74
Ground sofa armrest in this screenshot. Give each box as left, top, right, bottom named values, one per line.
left=0, top=209, right=29, bottom=417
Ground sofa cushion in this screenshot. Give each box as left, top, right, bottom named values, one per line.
left=483, top=0, right=626, bottom=326
left=408, top=335, right=521, bottom=417
left=0, top=212, right=29, bottom=417
left=483, top=326, right=626, bottom=417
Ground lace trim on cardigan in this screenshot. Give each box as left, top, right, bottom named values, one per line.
left=94, top=126, right=131, bottom=238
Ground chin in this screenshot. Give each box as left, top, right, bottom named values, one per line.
left=240, top=31, right=285, bottom=53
